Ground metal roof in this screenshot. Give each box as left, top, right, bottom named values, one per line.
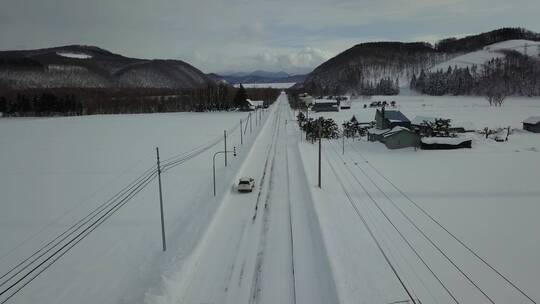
left=523, top=116, right=540, bottom=124
left=382, top=110, right=410, bottom=122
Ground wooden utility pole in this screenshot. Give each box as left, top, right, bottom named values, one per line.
left=156, top=147, right=166, bottom=252
left=240, top=119, right=243, bottom=145
left=318, top=137, right=322, bottom=188
left=224, top=130, right=228, bottom=167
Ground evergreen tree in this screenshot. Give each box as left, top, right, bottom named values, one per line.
left=233, top=84, right=248, bottom=107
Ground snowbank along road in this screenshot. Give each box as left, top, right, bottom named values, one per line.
left=168, top=93, right=338, bottom=304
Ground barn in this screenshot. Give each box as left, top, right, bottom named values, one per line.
left=523, top=116, right=540, bottom=133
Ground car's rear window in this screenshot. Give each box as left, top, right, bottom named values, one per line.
left=239, top=181, right=250, bottom=184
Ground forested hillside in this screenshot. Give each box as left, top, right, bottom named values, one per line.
left=298, top=27, right=540, bottom=96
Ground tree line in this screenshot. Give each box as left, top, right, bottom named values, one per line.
left=0, top=85, right=280, bottom=116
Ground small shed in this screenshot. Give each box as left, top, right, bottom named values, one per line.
left=367, top=127, right=390, bottom=142
left=420, top=137, right=472, bottom=150
left=523, top=116, right=540, bottom=133
left=375, top=108, right=411, bottom=129
left=247, top=99, right=264, bottom=108
left=380, top=127, right=420, bottom=149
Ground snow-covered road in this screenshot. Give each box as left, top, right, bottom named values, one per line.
left=151, top=93, right=338, bottom=304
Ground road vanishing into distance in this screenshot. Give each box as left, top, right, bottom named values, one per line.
left=176, top=93, right=339, bottom=304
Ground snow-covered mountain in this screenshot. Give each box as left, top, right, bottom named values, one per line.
left=212, top=70, right=306, bottom=85
left=297, top=28, right=540, bottom=94
left=431, top=39, right=540, bottom=71
left=0, top=45, right=214, bottom=89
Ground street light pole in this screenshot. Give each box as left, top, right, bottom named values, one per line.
left=213, top=147, right=237, bottom=196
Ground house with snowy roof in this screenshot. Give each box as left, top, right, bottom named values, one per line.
left=367, top=108, right=419, bottom=149
left=523, top=116, right=540, bottom=133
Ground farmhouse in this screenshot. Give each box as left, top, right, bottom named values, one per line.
left=298, top=93, right=315, bottom=107
left=523, top=116, right=540, bottom=133
left=380, top=127, right=420, bottom=149
left=312, top=99, right=339, bottom=112
left=375, top=108, right=411, bottom=129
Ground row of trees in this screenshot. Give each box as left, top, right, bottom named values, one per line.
left=0, top=93, right=83, bottom=116
left=296, top=112, right=340, bottom=141
left=410, top=51, right=540, bottom=104
left=0, top=85, right=280, bottom=116
left=342, top=116, right=368, bottom=138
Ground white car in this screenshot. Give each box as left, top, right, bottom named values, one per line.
left=238, top=177, right=255, bottom=192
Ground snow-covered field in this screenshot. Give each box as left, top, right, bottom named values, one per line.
left=298, top=95, right=540, bottom=303
left=1, top=93, right=539, bottom=304
left=0, top=110, right=268, bottom=304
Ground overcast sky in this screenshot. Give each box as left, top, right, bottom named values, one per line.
left=1, top=0, right=539, bottom=74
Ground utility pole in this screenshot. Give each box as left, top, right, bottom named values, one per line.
left=155, top=147, right=166, bottom=252
left=240, top=119, right=243, bottom=145
left=342, top=131, right=345, bottom=155
left=318, top=136, right=322, bottom=188
left=224, top=130, right=228, bottom=167
left=249, top=113, right=253, bottom=134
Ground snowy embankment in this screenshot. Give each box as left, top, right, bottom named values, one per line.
left=0, top=109, right=269, bottom=304
left=297, top=95, right=540, bottom=303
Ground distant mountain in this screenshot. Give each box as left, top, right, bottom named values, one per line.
left=297, top=27, right=540, bottom=95
left=212, top=70, right=306, bottom=84
left=249, top=70, right=290, bottom=79
left=0, top=45, right=214, bottom=90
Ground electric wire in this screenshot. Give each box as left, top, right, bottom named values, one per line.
left=350, top=144, right=536, bottom=304
left=0, top=112, right=259, bottom=303
left=328, top=143, right=459, bottom=304
left=324, top=153, right=417, bottom=304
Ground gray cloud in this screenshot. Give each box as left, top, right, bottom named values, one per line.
left=1, top=0, right=539, bottom=73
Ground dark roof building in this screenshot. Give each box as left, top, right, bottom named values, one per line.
left=523, top=116, right=540, bottom=133
left=312, top=99, right=339, bottom=112
left=380, top=127, right=420, bottom=149
left=375, top=108, right=411, bottom=129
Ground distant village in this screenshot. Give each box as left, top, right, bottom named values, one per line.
left=294, top=93, right=540, bottom=150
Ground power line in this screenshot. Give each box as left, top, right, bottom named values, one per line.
left=0, top=166, right=157, bottom=288
left=328, top=145, right=460, bottom=304
left=325, top=154, right=417, bottom=304
left=350, top=145, right=537, bottom=304
left=0, top=114, right=253, bottom=303
left=0, top=169, right=158, bottom=304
